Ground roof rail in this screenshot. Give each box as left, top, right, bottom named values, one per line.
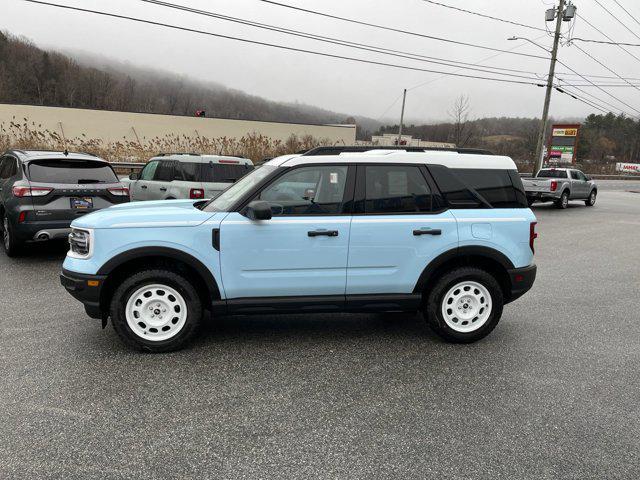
left=301, top=146, right=494, bottom=156
left=9, top=149, right=99, bottom=157
left=156, top=152, right=200, bottom=157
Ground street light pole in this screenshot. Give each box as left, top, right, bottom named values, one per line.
left=397, top=88, right=407, bottom=146
left=533, top=0, right=566, bottom=175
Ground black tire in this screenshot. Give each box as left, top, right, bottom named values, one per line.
left=585, top=189, right=597, bottom=207
left=2, top=213, right=21, bottom=257
left=424, top=267, right=504, bottom=343
left=555, top=190, right=569, bottom=209
left=110, top=269, right=203, bottom=352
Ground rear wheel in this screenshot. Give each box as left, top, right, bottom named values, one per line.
left=110, top=269, right=203, bottom=352
left=555, top=191, right=569, bottom=209
left=585, top=189, right=597, bottom=207
left=2, top=214, right=21, bottom=257
left=425, top=267, right=504, bottom=343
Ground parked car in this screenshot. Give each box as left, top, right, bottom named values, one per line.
left=522, top=168, right=597, bottom=209
left=125, top=153, right=254, bottom=201
left=0, top=150, right=129, bottom=256
left=60, top=148, right=537, bottom=352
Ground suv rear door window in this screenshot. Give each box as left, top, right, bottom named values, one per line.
left=27, top=159, right=118, bottom=184
left=363, top=165, right=434, bottom=213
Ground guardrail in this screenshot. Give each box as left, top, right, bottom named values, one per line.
left=110, top=162, right=146, bottom=170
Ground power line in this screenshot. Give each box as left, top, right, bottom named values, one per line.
left=570, top=37, right=640, bottom=47
left=421, top=0, right=546, bottom=32
left=556, top=76, right=628, bottom=114
left=256, top=0, right=549, bottom=60
left=137, top=0, right=548, bottom=82
left=22, top=0, right=548, bottom=88
left=592, top=0, right=640, bottom=43
left=612, top=0, right=640, bottom=29
left=572, top=42, right=640, bottom=96
left=555, top=58, right=640, bottom=117
left=578, top=14, right=640, bottom=65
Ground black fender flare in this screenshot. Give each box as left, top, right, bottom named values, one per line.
left=413, top=246, right=515, bottom=293
left=97, top=247, right=221, bottom=300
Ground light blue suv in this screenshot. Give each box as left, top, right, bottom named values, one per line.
left=61, top=148, right=537, bottom=352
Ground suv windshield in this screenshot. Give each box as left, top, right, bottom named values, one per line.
left=203, top=165, right=276, bottom=212
left=28, top=159, right=118, bottom=184
left=536, top=169, right=568, bottom=179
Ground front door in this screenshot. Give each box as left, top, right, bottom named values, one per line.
left=346, top=164, right=458, bottom=295
left=219, top=164, right=353, bottom=299
left=131, top=160, right=159, bottom=201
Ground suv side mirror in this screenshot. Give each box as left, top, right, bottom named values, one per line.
left=245, top=200, right=272, bottom=220
left=129, top=172, right=139, bottom=180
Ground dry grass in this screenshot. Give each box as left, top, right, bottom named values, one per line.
left=0, top=118, right=336, bottom=163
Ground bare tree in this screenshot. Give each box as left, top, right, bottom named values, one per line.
left=448, top=95, right=474, bottom=147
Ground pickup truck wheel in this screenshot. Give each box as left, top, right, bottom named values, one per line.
left=425, top=267, right=504, bottom=343
left=110, top=269, right=202, bottom=352
left=555, top=191, right=569, bottom=209
left=585, top=190, right=597, bottom=207
left=2, top=214, right=21, bottom=257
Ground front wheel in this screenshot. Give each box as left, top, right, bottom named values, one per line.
left=110, top=269, right=203, bottom=352
left=424, top=267, right=504, bottom=343
left=585, top=189, right=597, bottom=207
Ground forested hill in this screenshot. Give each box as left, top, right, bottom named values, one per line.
left=0, top=32, right=379, bottom=133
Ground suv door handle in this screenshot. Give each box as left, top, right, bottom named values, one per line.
left=308, top=230, right=339, bottom=237
left=413, top=228, right=442, bottom=236
left=141, top=185, right=148, bottom=189
left=159, top=187, right=167, bottom=192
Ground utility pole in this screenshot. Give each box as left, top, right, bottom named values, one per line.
left=533, top=0, right=566, bottom=176
left=397, top=88, right=407, bottom=146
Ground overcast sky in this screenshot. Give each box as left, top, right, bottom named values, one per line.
left=3, top=0, right=640, bottom=123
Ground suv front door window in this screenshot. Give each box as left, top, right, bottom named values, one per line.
left=131, top=160, right=159, bottom=201
left=219, top=165, right=353, bottom=299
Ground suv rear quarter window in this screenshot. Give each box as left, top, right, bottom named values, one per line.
left=361, top=165, right=436, bottom=214
left=27, top=159, right=118, bottom=184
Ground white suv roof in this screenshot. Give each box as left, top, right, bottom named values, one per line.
left=267, top=151, right=516, bottom=170
left=150, top=154, right=253, bottom=165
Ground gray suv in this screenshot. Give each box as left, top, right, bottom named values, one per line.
left=127, top=154, right=254, bottom=201
left=0, top=150, right=129, bottom=256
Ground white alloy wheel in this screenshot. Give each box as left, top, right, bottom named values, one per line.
left=125, top=284, right=188, bottom=341
left=441, top=281, right=492, bottom=333
left=562, top=193, right=569, bottom=208
left=589, top=190, right=596, bottom=205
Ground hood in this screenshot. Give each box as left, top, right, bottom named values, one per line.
left=71, top=199, right=216, bottom=229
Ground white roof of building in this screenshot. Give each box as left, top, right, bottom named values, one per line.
left=267, top=150, right=517, bottom=170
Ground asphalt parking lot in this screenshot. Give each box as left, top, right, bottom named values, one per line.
left=1, top=187, right=639, bottom=479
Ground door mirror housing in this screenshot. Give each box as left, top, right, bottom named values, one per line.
left=129, top=172, right=139, bottom=180
left=245, top=200, right=272, bottom=220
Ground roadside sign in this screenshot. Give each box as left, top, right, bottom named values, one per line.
left=615, top=162, right=640, bottom=173
left=547, top=123, right=580, bottom=164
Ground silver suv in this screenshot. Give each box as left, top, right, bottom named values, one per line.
left=127, top=153, right=254, bottom=201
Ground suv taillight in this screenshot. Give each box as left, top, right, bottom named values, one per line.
left=529, top=222, right=538, bottom=254
left=12, top=186, right=52, bottom=197
left=108, top=187, right=129, bottom=197
left=550, top=180, right=558, bottom=192
left=190, top=188, right=205, bottom=199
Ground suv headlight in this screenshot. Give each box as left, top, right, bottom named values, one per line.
left=68, top=228, right=94, bottom=259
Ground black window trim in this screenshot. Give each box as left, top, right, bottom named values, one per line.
left=235, top=163, right=357, bottom=216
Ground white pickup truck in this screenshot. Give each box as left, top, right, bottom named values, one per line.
left=522, top=168, right=597, bottom=209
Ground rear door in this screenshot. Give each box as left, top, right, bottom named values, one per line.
left=346, top=164, right=458, bottom=295
left=25, top=158, right=126, bottom=222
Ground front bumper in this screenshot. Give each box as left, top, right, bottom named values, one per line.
left=60, top=269, right=106, bottom=319
left=506, top=264, right=537, bottom=303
